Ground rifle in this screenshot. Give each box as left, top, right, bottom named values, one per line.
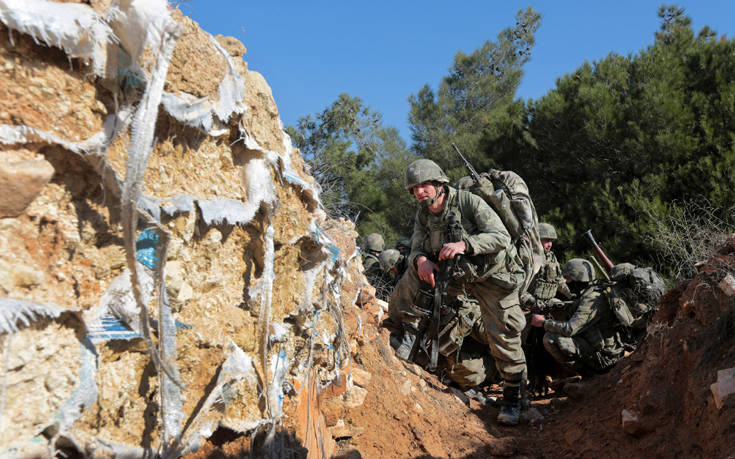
left=408, top=214, right=465, bottom=370
left=528, top=298, right=573, bottom=316
left=452, top=143, right=482, bottom=184
left=581, top=229, right=614, bottom=274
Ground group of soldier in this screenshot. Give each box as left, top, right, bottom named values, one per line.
left=360, top=158, right=663, bottom=426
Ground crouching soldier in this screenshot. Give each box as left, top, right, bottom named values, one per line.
left=529, top=258, right=625, bottom=375
left=395, top=158, right=527, bottom=425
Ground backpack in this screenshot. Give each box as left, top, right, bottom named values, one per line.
left=458, top=169, right=544, bottom=296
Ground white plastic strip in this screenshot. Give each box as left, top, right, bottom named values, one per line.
left=0, top=298, right=68, bottom=334
left=0, top=0, right=115, bottom=76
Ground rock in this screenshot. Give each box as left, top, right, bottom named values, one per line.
left=0, top=157, right=55, bottom=218
left=711, top=367, right=735, bottom=409
left=398, top=377, right=412, bottom=396
left=718, top=274, right=735, bottom=297
left=342, top=385, right=368, bottom=409
left=214, top=34, right=247, bottom=57
left=357, top=286, right=376, bottom=306
left=621, top=409, right=648, bottom=436
left=329, top=419, right=364, bottom=439
left=350, top=366, right=372, bottom=388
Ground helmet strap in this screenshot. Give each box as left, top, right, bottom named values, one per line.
left=420, top=183, right=445, bottom=211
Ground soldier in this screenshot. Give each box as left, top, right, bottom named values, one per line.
left=521, top=222, right=572, bottom=396
left=522, top=222, right=572, bottom=308
left=395, top=158, right=527, bottom=425
left=395, top=237, right=411, bottom=258
left=379, top=248, right=407, bottom=281
left=529, top=258, right=626, bottom=376
left=362, top=232, right=387, bottom=294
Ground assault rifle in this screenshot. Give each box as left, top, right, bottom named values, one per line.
left=528, top=298, right=573, bottom=316
left=452, top=143, right=482, bottom=183
left=408, top=214, right=465, bottom=371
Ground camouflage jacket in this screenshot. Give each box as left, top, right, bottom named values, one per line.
left=408, top=186, right=514, bottom=280
left=543, top=281, right=622, bottom=354
left=526, top=250, right=572, bottom=302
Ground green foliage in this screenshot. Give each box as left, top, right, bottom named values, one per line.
left=408, top=7, right=541, bottom=179
left=286, top=94, right=418, bottom=242
left=480, top=5, right=735, bottom=277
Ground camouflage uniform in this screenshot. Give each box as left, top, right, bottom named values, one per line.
left=542, top=281, right=625, bottom=374
left=405, top=185, right=527, bottom=385
left=524, top=250, right=572, bottom=307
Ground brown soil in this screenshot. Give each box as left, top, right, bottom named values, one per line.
left=193, top=236, right=735, bottom=458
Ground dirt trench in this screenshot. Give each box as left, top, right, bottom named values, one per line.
left=192, top=236, right=735, bottom=458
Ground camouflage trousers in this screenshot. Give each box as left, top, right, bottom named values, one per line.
left=387, top=265, right=527, bottom=385
left=542, top=332, right=623, bottom=373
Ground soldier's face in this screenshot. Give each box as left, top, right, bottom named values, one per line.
left=541, top=239, right=553, bottom=252
left=412, top=181, right=436, bottom=202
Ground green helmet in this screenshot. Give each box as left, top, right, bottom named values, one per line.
left=538, top=222, right=558, bottom=240
left=365, top=233, right=385, bottom=252
left=395, top=237, right=411, bottom=251
left=379, top=249, right=402, bottom=272
left=562, top=258, right=596, bottom=282
left=405, top=159, right=449, bottom=191
left=611, top=262, right=636, bottom=280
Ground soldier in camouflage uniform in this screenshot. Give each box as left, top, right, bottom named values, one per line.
left=394, top=158, right=527, bottom=425
left=522, top=222, right=572, bottom=308
left=362, top=233, right=391, bottom=298
left=529, top=258, right=626, bottom=375
left=521, top=222, right=572, bottom=395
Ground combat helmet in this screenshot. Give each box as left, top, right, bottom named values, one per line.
left=365, top=233, right=385, bottom=252
left=538, top=222, right=558, bottom=240
left=379, top=249, right=402, bottom=272
left=395, top=237, right=411, bottom=254
left=405, top=159, right=449, bottom=192
left=562, top=258, right=596, bottom=282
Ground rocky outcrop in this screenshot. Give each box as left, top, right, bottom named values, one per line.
left=0, top=1, right=365, bottom=456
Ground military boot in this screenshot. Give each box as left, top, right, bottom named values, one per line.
left=391, top=324, right=418, bottom=361
left=497, top=385, right=521, bottom=426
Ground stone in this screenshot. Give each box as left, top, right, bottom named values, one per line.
left=711, top=367, right=735, bottom=410
left=718, top=274, right=735, bottom=297
left=329, top=419, right=364, bottom=439
left=350, top=366, right=372, bottom=388
left=342, top=385, right=368, bottom=409
left=621, top=409, right=647, bottom=436
left=0, top=157, right=55, bottom=218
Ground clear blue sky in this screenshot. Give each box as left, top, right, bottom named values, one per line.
left=181, top=1, right=735, bottom=142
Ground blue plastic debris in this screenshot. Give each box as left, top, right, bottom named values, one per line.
left=136, top=228, right=159, bottom=269
left=86, top=316, right=142, bottom=343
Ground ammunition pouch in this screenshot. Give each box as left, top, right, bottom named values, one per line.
left=531, top=279, right=559, bottom=301
left=606, top=286, right=635, bottom=327
left=411, top=287, right=434, bottom=318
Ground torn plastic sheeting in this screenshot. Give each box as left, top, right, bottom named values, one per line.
left=159, top=288, right=183, bottom=444
left=197, top=158, right=277, bottom=226
left=0, top=0, right=115, bottom=76
left=84, top=263, right=155, bottom=337
left=0, top=122, right=113, bottom=154
left=311, top=223, right=340, bottom=263
left=85, top=316, right=142, bottom=343
left=160, top=92, right=229, bottom=137
left=268, top=350, right=289, bottom=419
left=105, top=0, right=174, bottom=67
left=240, top=130, right=321, bottom=205
left=0, top=298, right=68, bottom=334
left=136, top=227, right=160, bottom=270
left=180, top=339, right=259, bottom=454
left=207, top=33, right=247, bottom=122
left=52, top=336, right=98, bottom=435
left=268, top=322, right=290, bottom=345
left=161, top=194, right=196, bottom=216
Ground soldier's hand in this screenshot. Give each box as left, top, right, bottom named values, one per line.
left=530, top=314, right=546, bottom=328
left=438, top=241, right=466, bottom=261
left=417, top=257, right=438, bottom=287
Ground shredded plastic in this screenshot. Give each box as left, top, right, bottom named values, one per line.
left=0, top=298, right=68, bottom=334
left=0, top=0, right=114, bottom=76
